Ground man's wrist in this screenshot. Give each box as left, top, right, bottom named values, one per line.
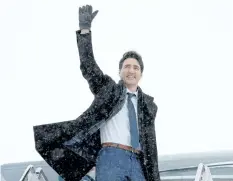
left=81, top=29, right=90, bottom=34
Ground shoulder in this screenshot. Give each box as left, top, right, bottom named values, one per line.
left=138, top=87, right=157, bottom=107
left=142, top=92, right=157, bottom=107
left=143, top=92, right=154, bottom=102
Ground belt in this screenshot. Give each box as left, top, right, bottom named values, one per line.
left=102, top=142, right=142, bottom=155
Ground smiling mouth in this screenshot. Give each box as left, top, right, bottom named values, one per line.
left=127, top=75, right=135, bottom=79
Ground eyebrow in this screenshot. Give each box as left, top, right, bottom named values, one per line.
left=124, top=64, right=140, bottom=68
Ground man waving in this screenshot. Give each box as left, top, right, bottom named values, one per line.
left=34, top=5, right=160, bottom=181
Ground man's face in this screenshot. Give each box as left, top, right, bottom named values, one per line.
left=119, top=58, right=142, bottom=87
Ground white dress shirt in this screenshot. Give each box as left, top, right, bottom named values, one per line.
left=100, top=89, right=138, bottom=146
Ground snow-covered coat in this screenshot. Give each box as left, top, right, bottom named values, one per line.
left=33, top=30, right=160, bottom=181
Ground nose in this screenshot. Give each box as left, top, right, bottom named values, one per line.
left=128, top=67, right=135, bottom=73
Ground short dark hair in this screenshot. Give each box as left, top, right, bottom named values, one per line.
left=119, top=51, right=144, bottom=73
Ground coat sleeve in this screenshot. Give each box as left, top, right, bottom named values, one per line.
left=146, top=103, right=161, bottom=181
left=76, top=30, right=114, bottom=95
left=143, top=96, right=161, bottom=181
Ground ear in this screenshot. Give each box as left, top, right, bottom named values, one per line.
left=119, top=69, right=124, bottom=80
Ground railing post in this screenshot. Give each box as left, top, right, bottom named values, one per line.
left=195, top=163, right=213, bottom=181
left=19, top=165, right=49, bottom=181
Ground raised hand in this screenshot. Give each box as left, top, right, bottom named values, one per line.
left=79, top=5, right=98, bottom=30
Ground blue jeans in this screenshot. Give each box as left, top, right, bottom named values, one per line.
left=95, top=147, right=146, bottom=181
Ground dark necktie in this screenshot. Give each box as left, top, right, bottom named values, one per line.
left=127, top=93, right=140, bottom=149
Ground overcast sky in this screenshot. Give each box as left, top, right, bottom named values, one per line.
left=0, top=0, right=233, bottom=165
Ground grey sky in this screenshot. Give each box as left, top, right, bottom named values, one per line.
left=0, top=0, right=233, bottom=165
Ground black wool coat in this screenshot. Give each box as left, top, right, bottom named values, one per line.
left=33, top=30, right=161, bottom=181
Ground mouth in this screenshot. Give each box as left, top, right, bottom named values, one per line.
left=126, top=75, right=136, bottom=80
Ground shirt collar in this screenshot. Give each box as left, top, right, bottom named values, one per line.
left=126, top=88, right=138, bottom=97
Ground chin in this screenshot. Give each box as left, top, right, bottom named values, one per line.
left=125, top=81, right=137, bottom=87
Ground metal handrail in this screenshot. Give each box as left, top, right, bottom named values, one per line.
left=35, top=167, right=49, bottom=181
left=19, top=165, right=48, bottom=181
left=160, top=175, right=233, bottom=180
left=160, top=161, right=233, bottom=173
left=19, top=165, right=35, bottom=181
